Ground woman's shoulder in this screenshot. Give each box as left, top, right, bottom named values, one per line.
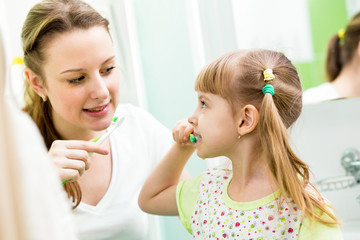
left=115, top=104, right=160, bottom=124
left=115, top=103, right=147, bottom=117
left=302, top=82, right=339, bottom=104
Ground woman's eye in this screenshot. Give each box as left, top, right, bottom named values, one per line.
left=67, top=76, right=85, bottom=84
left=102, top=66, right=116, bottom=74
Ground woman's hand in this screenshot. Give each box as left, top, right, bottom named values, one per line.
left=172, top=119, right=194, bottom=146
left=48, top=140, right=109, bottom=182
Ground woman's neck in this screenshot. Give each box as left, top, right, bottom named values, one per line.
left=332, top=58, right=360, bottom=98
left=54, top=120, right=105, bottom=141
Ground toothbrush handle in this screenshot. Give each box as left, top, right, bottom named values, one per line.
left=62, top=179, right=68, bottom=185
left=62, top=117, right=124, bottom=185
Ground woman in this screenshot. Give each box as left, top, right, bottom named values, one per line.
left=21, top=0, right=187, bottom=239
left=303, top=12, right=360, bottom=104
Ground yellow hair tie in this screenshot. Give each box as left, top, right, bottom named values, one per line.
left=338, top=29, right=345, bottom=41
left=263, top=69, right=275, bottom=82
left=11, top=57, right=24, bottom=66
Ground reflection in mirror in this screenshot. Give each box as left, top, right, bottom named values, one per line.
left=290, top=97, right=360, bottom=239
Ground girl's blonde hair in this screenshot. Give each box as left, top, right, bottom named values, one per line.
left=195, top=49, right=338, bottom=225
left=21, top=0, right=110, bottom=208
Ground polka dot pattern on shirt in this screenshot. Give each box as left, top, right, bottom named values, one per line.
left=190, top=169, right=303, bottom=240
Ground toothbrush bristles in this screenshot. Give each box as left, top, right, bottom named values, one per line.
left=189, top=133, right=199, bottom=143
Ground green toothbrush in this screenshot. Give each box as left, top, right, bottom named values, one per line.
left=61, top=116, right=124, bottom=185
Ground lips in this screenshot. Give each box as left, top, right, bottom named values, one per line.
left=84, top=103, right=108, bottom=112
left=193, top=132, right=202, bottom=142
left=193, top=132, right=201, bottom=137
left=83, top=103, right=110, bottom=118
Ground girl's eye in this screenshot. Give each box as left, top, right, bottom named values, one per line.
left=102, top=66, right=116, bottom=74
left=67, top=76, right=85, bottom=84
left=201, top=100, right=207, bottom=108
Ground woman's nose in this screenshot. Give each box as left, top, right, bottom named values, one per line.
left=89, top=74, right=109, bottom=99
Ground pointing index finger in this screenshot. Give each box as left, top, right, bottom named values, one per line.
left=65, top=140, right=109, bottom=155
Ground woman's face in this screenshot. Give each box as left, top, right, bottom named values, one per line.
left=41, top=26, right=120, bottom=139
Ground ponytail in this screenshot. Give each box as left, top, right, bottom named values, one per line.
left=326, top=12, right=360, bottom=82
left=259, top=90, right=338, bottom=225
left=22, top=80, right=82, bottom=209
left=325, top=34, right=343, bottom=82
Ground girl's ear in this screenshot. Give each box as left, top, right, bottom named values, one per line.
left=24, top=67, right=46, bottom=97
left=237, top=104, right=259, bottom=136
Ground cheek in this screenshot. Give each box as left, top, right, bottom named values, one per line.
left=109, top=74, right=120, bottom=98
left=48, top=87, right=85, bottom=110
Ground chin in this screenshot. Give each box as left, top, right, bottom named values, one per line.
left=92, top=118, right=112, bottom=131
left=196, top=149, right=222, bottom=160
left=196, top=150, right=209, bottom=160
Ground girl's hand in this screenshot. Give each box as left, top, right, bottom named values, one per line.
left=48, top=140, right=109, bottom=182
left=172, top=119, right=194, bottom=145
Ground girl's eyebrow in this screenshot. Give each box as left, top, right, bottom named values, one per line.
left=60, top=56, right=115, bottom=74
left=198, top=94, right=211, bottom=102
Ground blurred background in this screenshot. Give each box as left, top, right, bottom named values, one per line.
left=0, top=0, right=359, bottom=239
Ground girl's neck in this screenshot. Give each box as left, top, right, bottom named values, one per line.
left=226, top=140, right=277, bottom=202
left=332, top=58, right=360, bottom=98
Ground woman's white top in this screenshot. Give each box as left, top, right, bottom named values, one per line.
left=72, top=104, right=172, bottom=240
left=302, top=82, right=339, bottom=104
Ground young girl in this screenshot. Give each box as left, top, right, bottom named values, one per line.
left=139, top=49, right=343, bottom=239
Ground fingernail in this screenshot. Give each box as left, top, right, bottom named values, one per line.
left=104, top=149, right=109, bottom=154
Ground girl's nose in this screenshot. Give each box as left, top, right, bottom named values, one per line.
left=188, top=111, right=198, bottom=126
left=89, top=74, right=109, bottom=99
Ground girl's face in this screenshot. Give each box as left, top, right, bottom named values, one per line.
left=41, top=26, right=120, bottom=139
left=188, top=91, right=240, bottom=158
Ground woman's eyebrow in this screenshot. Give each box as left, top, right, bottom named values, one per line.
left=60, top=56, right=116, bottom=74
left=102, top=56, right=115, bottom=65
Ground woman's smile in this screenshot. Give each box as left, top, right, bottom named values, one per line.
left=83, top=103, right=110, bottom=117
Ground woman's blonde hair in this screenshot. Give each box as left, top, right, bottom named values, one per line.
left=21, top=0, right=110, bottom=208
left=195, top=49, right=338, bottom=225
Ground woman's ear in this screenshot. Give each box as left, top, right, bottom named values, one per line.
left=24, top=67, right=46, bottom=97
left=237, top=104, right=259, bottom=136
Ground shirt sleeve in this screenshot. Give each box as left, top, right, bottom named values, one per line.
left=176, top=173, right=204, bottom=234
left=298, top=209, right=343, bottom=240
